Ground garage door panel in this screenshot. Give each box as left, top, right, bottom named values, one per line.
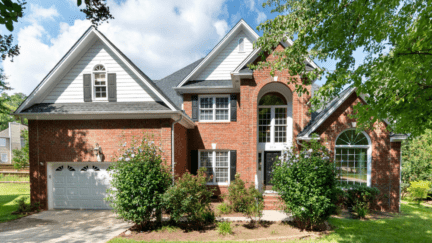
left=51, top=163, right=112, bottom=210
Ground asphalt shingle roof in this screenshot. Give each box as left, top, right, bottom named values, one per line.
left=183, top=80, right=232, bottom=87
left=21, top=102, right=170, bottom=114
left=153, top=58, right=204, bottom=107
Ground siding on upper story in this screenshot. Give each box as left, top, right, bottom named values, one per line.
left=193, top=30, right=254, bottom=81
left=43, top=40, right=161, bottom=103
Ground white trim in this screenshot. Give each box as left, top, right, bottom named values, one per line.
left=390, top=136, right=408, bottom=142
left=198, top=95, right=230, bottom=122
left=174, top=87, right=239, bottom=94
left=177, top=19, right=259, bottom=88
left=334, top=129, right=372, bottom=187
left=198, top=150, right=230, bottom=186
left=92, top=64, right=108, bottom=101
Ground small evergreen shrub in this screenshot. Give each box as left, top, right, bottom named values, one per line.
left=408, top=181, right=432, bottom=205
left=217, top=221, right=233, bottom=235
left=162, top=168, right=215, bottom=226
left=106, top=136, right=171, bottom=227
left=271, top=137, right=338, bottom=230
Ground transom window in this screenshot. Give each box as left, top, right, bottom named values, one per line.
left=93, top=64, right=107, bottom=99
left=335, top=130, right=371, bottom=186
left=199, top=150, right=230, bottom=185
left=199, top=96, right=230, bottom=122
left=258, top=93, right=288, bottom=143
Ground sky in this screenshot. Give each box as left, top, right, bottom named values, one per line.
left=0, top=0, right=351, bottom=96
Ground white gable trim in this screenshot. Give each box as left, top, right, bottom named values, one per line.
left=16, top=27, right=178, bottom=113
left=176, top=19, right=259, bottom=88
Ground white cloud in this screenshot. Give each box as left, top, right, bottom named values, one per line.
left=2, top=0, right=229, bottom=95
left=27, top=4, right=59, bottom=22
left=245, top=0, right=267, bottom=24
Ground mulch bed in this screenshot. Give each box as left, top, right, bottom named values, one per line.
left=332, top=208, right=400, bottom=220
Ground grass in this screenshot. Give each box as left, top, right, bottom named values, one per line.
left=0, top=183, right=30, bottom=222
left=156, top=225, right=180, bottom=233
left=108, top=200, right=432, bottom=243
left=0, top=174, right=29, bottom=182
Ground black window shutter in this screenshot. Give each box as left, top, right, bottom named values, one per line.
left=230, top=94, right=237, bottom=121
left=108, top=73, right=117, bottom=102
left=192, top=95, right=198, bottom=121
left=191, top=150, right=198, bottom=175
left=83, top=74, right=92, bottom=102
left=230, top=150, right=237, bottom=181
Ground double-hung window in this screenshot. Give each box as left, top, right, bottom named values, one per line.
left=199, top=150, right=230, bottom=185
left=0, top=138, right=6, bottom=147
left=199, top=96, right=230, bottom=122
left=93, top=64, right=107, bottom=99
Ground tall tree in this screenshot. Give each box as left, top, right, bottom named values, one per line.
left=252, top=0, right=432, bottom=137
left=0, top=92, right=27, bottom=130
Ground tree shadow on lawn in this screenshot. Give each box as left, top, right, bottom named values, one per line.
left=0, top=184, right=30, bottom=222
left=325, top=203, right=432, bottom=243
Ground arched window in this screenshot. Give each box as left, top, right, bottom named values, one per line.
left=258, top=92, right=288, bottom=143
left=93, top=64, right=107, bottom=99
left=238, top=38, right=244, bottom=52
left=335, top=129, right=371, bottom=186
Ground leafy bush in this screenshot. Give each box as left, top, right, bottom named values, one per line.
left=217, top=221, right=233, bottom=235
left=12, top=130, right=29, bottom=170
left=162, top=168, right=214, bottom=226
left=223, top=174, right=264, bottom=223
left=106, top=136, right=171, bottom=227
left=271, top=137, right=338, bottom=230
left=217, top=202, right=232, bottom=215
left=352, top=201, right=369, bottom=219
left=344, top=184, right=380, bottom=209
left=408, top=181, right=432, bottom=205
left=12, top=197, right=41, bottom=214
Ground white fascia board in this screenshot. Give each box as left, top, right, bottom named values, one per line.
left=93, top=31, right=178, bottom=111
left=296, top=137, right=320, bottom=140
left=233, top=48, right=260, bottom=73
left=174, top=87, right=239, bottom=94
left=305, top=87, right=357, bottom=137
left=177, top=19, right=259, bottom=88
left=15, top=27, right=95, bottom=113
left=390, top=136, right=408, bottom=142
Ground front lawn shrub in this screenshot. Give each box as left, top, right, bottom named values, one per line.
left=106, top=136, right=171, bottom=227
left=223, top=174, right=264, bottom=223
left=162, top=168, right=214, bottom=226
left=271, top=136, right=338, bottom=230
left=217, top=221, right=233, bottom=235
left=408, top=181, right=432, bottom=205
left=217, top=202, right=232, bottom=215
left=345, top=184, right=380, bottom=209
left=352, top=201, right=369, bottom=219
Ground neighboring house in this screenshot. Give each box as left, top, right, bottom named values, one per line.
left=14, top=20, right=406, bottom=212
left=0, top=122, right=27, bottom=164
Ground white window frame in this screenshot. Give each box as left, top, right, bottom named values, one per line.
left=0, top=138, right=6, bottom=147
left=258, top=105, right=288, bottom=144
left=334, top=129, right=372, bottom=187
left=198, top=150, right=230, bottom=185
left=92, top=64, right=108, bottom=101
left=238, top=38, right=245, bottom=53
left=198, top=95, right=231, bottom=122
left=1, top=153, right=8, bottom=162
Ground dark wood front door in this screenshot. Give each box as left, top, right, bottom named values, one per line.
left=264, top=151, right=281, bottom=190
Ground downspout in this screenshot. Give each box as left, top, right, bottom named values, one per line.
left=171, top=114, right=183, bottom=185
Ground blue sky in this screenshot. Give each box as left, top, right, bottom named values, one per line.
left=1, top=0, right=350, bottom=96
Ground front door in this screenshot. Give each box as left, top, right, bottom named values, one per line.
left=264, top=151, right=281, bottom=190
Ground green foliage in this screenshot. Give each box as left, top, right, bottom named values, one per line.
left=13, top=196, right=40, bottom=214
left=217, top=202, right=232, bottom=215
left=106, top=136, right=171, bottom=226
left=271, top=137, right=338, bottom=230
left=77, top=0, right=114, bottom=27
left=162, top=168, right=214, bottom=225
left=0, top=174, right=28, bottom=182
left=352, top=201, right=369, bottom=219
left=344, top=184, right=380, bottom=209
left=12, top=129, right=28, bottom=170
left=216, top=221, right=233, bottom=235
left=408, top=181, right=432, bottom=205
left=156, top=225, right=179, bottom=233
left=252, top=0, right=432, bottom=137
left=402, top=130, right=432, bottom=196
left=0, top=92, right=27, bottom=130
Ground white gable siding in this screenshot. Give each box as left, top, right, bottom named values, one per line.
left=43, top=40, right=160, bottom=103
left=194, top=31, right=254, bottom=80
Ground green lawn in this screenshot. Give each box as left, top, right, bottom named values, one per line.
left=108, top=201, right=432, bottom=243
left=0, top=183, right=30, bottom=222
left=0, top=174, right=30, bottom=182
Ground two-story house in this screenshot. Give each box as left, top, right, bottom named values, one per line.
left=0, top=122, right=28, bottom=164
left=14, top=20, right=406, bottom=212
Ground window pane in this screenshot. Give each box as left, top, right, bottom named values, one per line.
left=258, top=93, right=287, bottom=106
left=95, top=73, right=106, bottom=85
left=200, top=151, right=213, bottom=181
left=216, top=152, right=228, bottom=167
left=215, top=168, right=228, bottom=183
left=274, top=108, right=287, bottom=125
left=336, top=130, right=369, bottom=146
left=216, top=110, right=228, bottom=120
left=335, top=148, right=368, bottom=186
left=200, top=110, right=213, bottom=121
left=274, top=126, right=286, bottom=143
left=200, top=98, right=213, bottom=109
left=216, top=97, right=229, bottom=108
left=0, top=138, right=6, bottom=147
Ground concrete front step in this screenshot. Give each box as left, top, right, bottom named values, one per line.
left=263, top=193, right=283, bottom=210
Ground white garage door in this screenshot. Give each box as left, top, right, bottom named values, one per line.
left=51, top=163, right=112, bottom=209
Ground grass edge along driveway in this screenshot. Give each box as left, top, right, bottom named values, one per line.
left=108, top=201, right=432, bottom=243
left=0, top=183, right=30, bottom=223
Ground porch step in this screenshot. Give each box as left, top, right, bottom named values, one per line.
left=263, top=194, right=283, bottom=210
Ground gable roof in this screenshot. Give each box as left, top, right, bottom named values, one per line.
left=15, top=26, right=180, bottom=114
left=176, top=19, right=260, bottom=88
left=153, top=58, right=204, bottom=108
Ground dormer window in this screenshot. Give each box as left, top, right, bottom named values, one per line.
left=93, top=65, right=107, bottom=99
left=238, top=38, right=244, bottom=53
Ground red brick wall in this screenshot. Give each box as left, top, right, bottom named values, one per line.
left=174, top=122, right=189, bottom=177
left=315, top=92, right=401, bottom=211
left=28, top=119, right=175, bottom=209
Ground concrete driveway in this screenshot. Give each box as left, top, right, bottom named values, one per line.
left=0, top=210, right=131, bottom=243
